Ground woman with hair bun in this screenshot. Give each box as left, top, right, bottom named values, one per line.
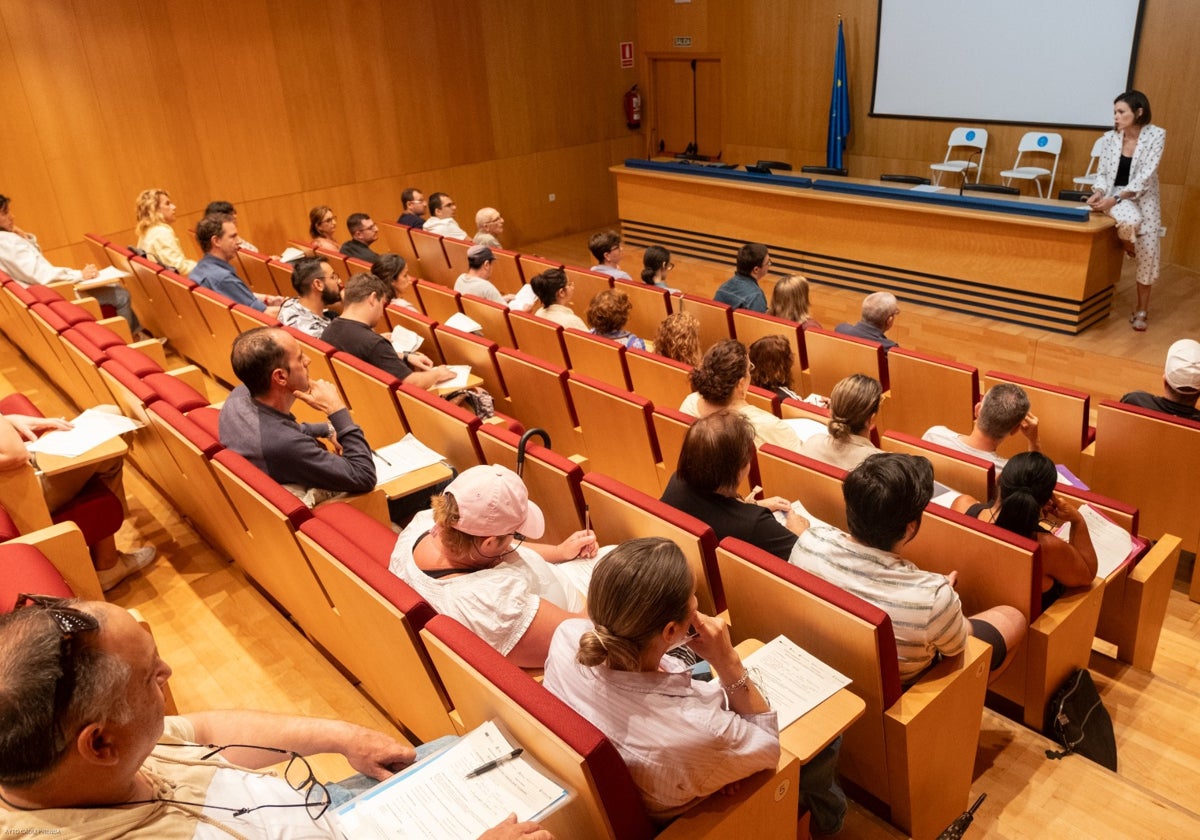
left=680, top=339, right=802, bottom=450
left=543, top=537, right=780, bottom=817
left=800, top=374, right=883, bottom=470
left=955, top=451, right=1098, bottom=609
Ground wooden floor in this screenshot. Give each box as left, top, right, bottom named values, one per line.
left=5, top=228, right=1200, bottom=837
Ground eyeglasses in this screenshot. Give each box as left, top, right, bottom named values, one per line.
left=136, top=743, right=330, bottom=819
left=473, top=532, right=527, bottom=561
left=13, top=594, right=100, bottom=748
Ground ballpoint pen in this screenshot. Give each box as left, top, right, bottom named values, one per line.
left=465, top=748, right=524, bottom=778
left=373, top=449, right=393, bottom=467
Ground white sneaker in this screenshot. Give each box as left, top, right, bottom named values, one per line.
left=98, top=546, right=158, bottom=591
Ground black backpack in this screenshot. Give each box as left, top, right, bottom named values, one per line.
left=1044, top=668, right=1117, bottom=770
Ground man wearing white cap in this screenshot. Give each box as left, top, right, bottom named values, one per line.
left=1120, top=338, right=1200, bottom=421
left=389, top=465, right=600, bottom=666
left=454, top=244, right=514, bottom=305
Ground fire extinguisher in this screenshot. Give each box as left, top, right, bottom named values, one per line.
left=623, top=84, right=642, bottom=130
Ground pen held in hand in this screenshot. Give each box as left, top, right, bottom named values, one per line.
left=465, top=748, right=524, bottom=778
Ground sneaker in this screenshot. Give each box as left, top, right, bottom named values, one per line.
left=97, top=546, right=157, bottom=591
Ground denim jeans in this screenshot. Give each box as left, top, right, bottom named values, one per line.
left=803, top=735, right=846, bottom=835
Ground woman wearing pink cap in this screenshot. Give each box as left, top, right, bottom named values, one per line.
left=388, top=465, right=599, bottom=666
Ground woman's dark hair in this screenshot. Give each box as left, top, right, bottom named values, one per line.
left=531, top=267, right=568, bottom=308
left=827, top=374, right=883, bottom=441
left=578, top=538, right=693, bottom=672
left=371, top=253, right=407, bottom=284
left=748, top=335, right=794, bottom=391
left=689, top=339, right=748, bottom=406
left=993, top=451, right=1057, bottom=538
left=641, top=245, right=671, bottom=285
left=1115, top=90, right=1151, bottom=125
left=677, top=409, right=756, bottom=494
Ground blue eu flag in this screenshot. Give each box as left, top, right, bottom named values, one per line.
left=826, top=20, right=850, bottom=170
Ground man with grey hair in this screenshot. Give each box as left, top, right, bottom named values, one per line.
left=454, top=244, right=512, bottom=305
left=835, top=291, right=900, bottom=351
left=0, top=597, right=553, bottom=839
left=473, top=207, right=505, bottom=249
left=922, top=382, right=1040, bottom=471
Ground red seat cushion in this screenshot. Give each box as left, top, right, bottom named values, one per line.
left=25, top=286, right=66, bottom=304
left=212, top=450, right=312, bottom=528
left=0, top=544, right=75, bottom=611
left=187, top=406, right=221, bottom=441
left=74, top=321, right=126, bottom=350
left=312, top=502, right=400, bottom=566
left=52, top=476, right=123, bottom=546
left=106, top=345, right=164, bottom=377
left=48, top=300, right=95, bottom=326
left=0, top=393, right=41, bottom=416
left=143, top=374, right=209, bottom=413
left=0, top=503, right=20, bottom=541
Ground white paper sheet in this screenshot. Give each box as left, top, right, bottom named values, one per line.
left=1054, top=504, right=1138, bottom=580
left=391, top=326, right=424, bottom=354
left=372, top=434, right=447, bottom=484
left=25, top=409, right=140, bottom=458
left=443, top=312, right=484, bottom=333
left=279, top=246, right=308, bottom=262
left=509, top=284, right=539, bottom=311
left=436, top=365, right=473, bottom=392
left=334, top=721, right=568, bottom=840
left=741, top=635, right=852, bottom=729
left=772, top=498, right=830, bottom=529
left=73, top=265, right=130, bottom=290
left=782, top=417, right=828, bottom=443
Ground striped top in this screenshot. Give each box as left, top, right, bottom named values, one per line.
left=788, top=523, right=970, bottom=682
left=543, top=618, right=780, bottom=817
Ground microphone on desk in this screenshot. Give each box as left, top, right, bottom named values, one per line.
left=959, top=149, right=982, bottom=196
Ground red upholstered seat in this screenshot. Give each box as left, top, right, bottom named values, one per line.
left=25, top=285, right=66, bottom=304
left=187, top=406, right=221, bottom=441
left=48, top=300, right=95, bottom=326
left=312, top=502, right=400, bottom=567
left=74, top=321, right=127, bottom=350
left=0, top=503, right=20, bottom=541
left=62, top=329, right=107, bottom=365
left=0, top=392, right=41, bottom=415
left=52, top=476, right=123, bottom=548
left=212, top=449, right=312, bottom=528
left=30, top=302, right=70, bottom=333
left=106, top=345, right=164, bottom=377
left=0, top=543, right=75, bottom=610
left=300, top=516, right=434, bottom=622
left=143, top=373, right=209, bottom=413
left=424, top=615, right=657, bottom=840
left=99, top=360, right=159, bottom=406
left=151, top=403, right=222, bottom=457
left=6, top=282, right=38, bottom=306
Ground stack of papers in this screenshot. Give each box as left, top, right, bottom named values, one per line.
left=372, top=434, right=447, bottom=484
left=334, top=720, right=569, bottom=840
left=437, top=365, right=473, bottom=392
left=1053, top=504, right=1145, bottom=579
left=391, top=327, right=424, bottom=354
left=509, top=284, right=539, bottom=312
left=25, top=409, right=141, bottom=458
left=443, top=312, right=484, bottom=333
left=741, top=635, right=852, bottom=728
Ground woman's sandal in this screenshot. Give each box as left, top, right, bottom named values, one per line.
left=1130, top=310, right=1148, bottom=331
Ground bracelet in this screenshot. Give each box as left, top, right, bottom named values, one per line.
left=1114, top=196, right=1123, bottom=204
left=721, top=670, right=753, bottom=693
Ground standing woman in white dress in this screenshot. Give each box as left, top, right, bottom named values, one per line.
left=1086, top=90, right=1165, bottom=332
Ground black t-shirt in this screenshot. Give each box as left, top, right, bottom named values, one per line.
left=321, top=318, right=414, bottom=382
left=1120, top=391, right=1200, bottom=422
left=660, top=473, right=798, bottom=560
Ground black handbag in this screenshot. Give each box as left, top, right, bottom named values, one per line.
left=1044, top=668, right=1117, bottom=770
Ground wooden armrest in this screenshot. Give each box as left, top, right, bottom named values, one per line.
left=9, top=522, right=102, bottom=601
left=886, top=635, right=990, bottom=723
left=165, top=365, right=209, bottom=398
left=327, top=488, right=391, bottom=526
left=0, top=465, right=54, bottom=533
left=659, top=752, right=800, bottom=840
left=1021, top=581, right=1105, bottom=729
left=1124, top=534, right=1181, bottom=669
left=98, top=316, right=133, bottom=343
left=129, top=339, right=168, bottom=369
left=73, top=296, right=103, bottom=319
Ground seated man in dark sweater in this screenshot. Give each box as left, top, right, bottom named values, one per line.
left=340, top=212, right=381, bottom=265
left=219, top=326, right=376, bottom=502
left=835, top=291, right=900, bottom=351
left=660, top=409, right=808, bottom=560
left=1121, top=338, right=1200, bottom=421
left=321, top=273, right=455, bottom=390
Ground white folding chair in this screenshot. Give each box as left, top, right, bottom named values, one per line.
left=1000, top=131, right=1063, bottom=197
left=1072, top=135, right=1107, bottom=191
left=929, top=127, right=988, bottom=186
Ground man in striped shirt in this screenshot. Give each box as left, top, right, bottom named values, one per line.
left=789, top=453, right=1025, bottom=683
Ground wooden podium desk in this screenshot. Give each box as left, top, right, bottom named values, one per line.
left=612, top=163, right=1124, bottom=334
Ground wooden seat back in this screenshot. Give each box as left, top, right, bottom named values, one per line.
left=804, top=327, right=890, bottom=396
left=394, top=381, right=484, bottom=472
left=494, top=348, right=584, bottom=459
left=613, top=278, right=672, bottom=343
left=563, top=265, right=613, bottom=311
left=433, top=325, right=508, bottom=401
left=880, top=430, right=996, bottom=502
left=414, top=279, right=463, bottom=324
left=408, top=229, right=455, bottom=285
left=562, top=328, right=630, bottom=390
left=329, top=351, right=409, bottom=444
left=625, top=348, right=693, bottom=410
left=756, top=444, right=849, bottom=530
left=985, top=371, right=1090, bottom=472
left=378, top=222, right=423, bottom=279
left=732, top=309, right=808, bottom=391
left=677, top=293, right=734, bottom=351
left=384, top=306, right=444, bottom=365
left=235, top=248, right=278, bottom=296
left=489, top=247, right=525, bottom=296
left=567, top=373, right=664, bottom=496
left=509, top=310, right=570, bottom=368
left=460, top=294, right=517, bottom=348
left=883, top=348, right=978, bottom=438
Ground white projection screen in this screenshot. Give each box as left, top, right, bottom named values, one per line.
left=871, top=0, right=1144, bottom=128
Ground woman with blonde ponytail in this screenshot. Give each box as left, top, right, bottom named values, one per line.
left=543, top=537, right=781, bottom=818
left=800, top=373, right=883, bottom=470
